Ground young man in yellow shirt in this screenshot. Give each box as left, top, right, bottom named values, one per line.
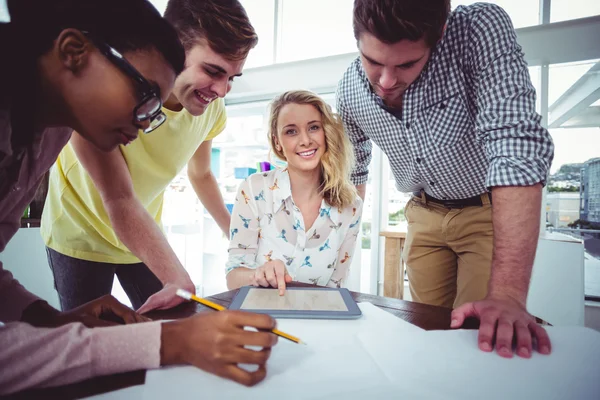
left=41, top=0, right=254, bottom=313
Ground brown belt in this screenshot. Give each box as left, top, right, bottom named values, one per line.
left=412, top=190, right=492, bottom=209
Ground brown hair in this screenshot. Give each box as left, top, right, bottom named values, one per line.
left=164, top=0, right=258, bottom=61
left=353, top=0, right=450, bottom=47
left=268, top=91, right=357, bottom=210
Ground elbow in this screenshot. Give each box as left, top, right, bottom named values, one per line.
left=188, top=165, right=212, bottom=184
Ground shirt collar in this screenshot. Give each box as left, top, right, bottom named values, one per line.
left=272, top=168, right=342, bottom=227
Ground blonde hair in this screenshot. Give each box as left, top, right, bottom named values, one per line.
left=268, top=90, right=357, bottom=209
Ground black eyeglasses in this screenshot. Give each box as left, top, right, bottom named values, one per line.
left=84, top=33, right=166, bottom=133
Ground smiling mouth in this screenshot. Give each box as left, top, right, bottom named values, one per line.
left=118, top=129, right=138, bottom=145
left=297, top=149, right=317, bottom=158
left=194, top=90, right=214, bottom=105
left=120, top=133, right=136, bottom=145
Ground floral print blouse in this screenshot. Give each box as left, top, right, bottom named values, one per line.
left=226, top=168, right=363, bottom=288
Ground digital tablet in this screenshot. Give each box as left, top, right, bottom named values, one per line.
left=228, top=286, right=362, bottom=319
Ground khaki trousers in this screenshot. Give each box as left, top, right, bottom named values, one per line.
left=402, top=194, right=493, bottom=309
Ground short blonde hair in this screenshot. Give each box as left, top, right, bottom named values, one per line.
left=268, top=90, right=357, bottom=209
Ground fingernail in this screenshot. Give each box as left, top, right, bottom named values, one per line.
left=499, top=346, right=513, bottom=357
left=450, top=319, right=459, bottom=328
left=519, top=347, right=530, bottom=357
left=540, top=345, right=550, bottom=354
left=480, top=342, right=492, bottom=351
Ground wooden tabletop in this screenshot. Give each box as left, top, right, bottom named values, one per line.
left=150, top=283, right=479, bottom=331
left=9, top=284, right=478, bottom=399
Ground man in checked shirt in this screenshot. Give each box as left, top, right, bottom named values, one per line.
left=337, top=0, right=555, bottom=358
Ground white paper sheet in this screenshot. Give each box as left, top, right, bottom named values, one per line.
left=88, top=304, right=411, bottom=399
left=358, top=324, right=600, bottom=399
left=88, top=303, right=600, bottom=399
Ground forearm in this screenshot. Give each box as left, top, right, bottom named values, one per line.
left=356, top=184, right=366, bottom=201
left=0, top=321, right=161, bottom=395
left=488, top=185, right=542, bottom=304
left=226, top=268, right=255, bottom=290
left=20, top=300, right=61, bottom=327
left=190, top=172, right=231, bottom=235
left=105, top=197, right=192, bottom=287
left=0, top=264, right=41, bottom=322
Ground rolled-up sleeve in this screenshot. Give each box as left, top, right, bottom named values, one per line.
left=337, top=90, right=372, bottom=186
left=466, top=4, right=554, bottom=188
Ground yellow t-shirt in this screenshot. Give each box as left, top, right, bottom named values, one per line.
left=41, top=99, right=226, bottom=263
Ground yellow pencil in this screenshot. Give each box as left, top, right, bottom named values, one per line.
left=176, top=289, right=306, bottom=345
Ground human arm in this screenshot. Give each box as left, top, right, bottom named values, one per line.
left=452, top=185, right=551, bottom=358
left=187, top=139, right=231, bottom=236
left=356, top=184, right=366, bottom=201
left=1, top=310, right=277, bottom=394
left=450, top=4, right=554, bottom=357
left=336, top=87, right=372, bottom=195
left=21, top=295, right=149, bottom=328
left=70, top=132, right=194, bottom=312
left=0, top=320, right=162, bottom=395
left=225, top=177, right=288, bottom=291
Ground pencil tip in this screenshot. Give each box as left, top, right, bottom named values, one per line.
left=299, top=340, right=307, bottom=345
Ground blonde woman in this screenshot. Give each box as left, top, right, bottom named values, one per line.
left=226, top=90, right=363, bottom=295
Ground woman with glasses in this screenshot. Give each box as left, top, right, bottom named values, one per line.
left=0, top=0, right=276, bottom=394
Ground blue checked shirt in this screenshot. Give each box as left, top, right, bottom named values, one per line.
left=336, top=3, right=554, bottom=200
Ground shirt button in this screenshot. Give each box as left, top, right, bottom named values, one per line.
left=430, top=181, right=435, bottom=186
left=416, top=157, right=422, bottom=163
left=12, top=185, right=20, bottom=192
left=405, top=121, right=411, bottom=129
left=439, top=103, right=446, bottom=110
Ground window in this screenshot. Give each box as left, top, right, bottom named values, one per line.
left=544, top=59, right=600, bottom=300
left=277, top=0, right=355, bottom=63
left=452, top=0, right=540, bottom=28
left=149, top=0, right=168, bottom=14
left=550, top=0, right=600, bottom=23
left=547, top=60, right=600, bottom=178
left=240, top=0, right=276, bottom=68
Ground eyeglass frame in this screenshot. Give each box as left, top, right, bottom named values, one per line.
left=82, top=31, right=166, bottom=133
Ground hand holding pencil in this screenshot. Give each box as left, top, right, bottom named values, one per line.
left=159, top=303, right=278, bottom=386
left=176, top=289, right=306, bottom=345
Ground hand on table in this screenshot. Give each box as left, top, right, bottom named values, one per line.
left=451, top=294, right=552, bottom=358
left=22, top=295, right=149, bottom=328
left=160, top=311, right=278, bottom=386
left=137, top=281, right=196, bottom=314
left=251, top=260, right=293, bottom=295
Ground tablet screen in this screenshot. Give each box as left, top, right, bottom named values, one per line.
left=240, top=288, right=349, bottom=311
